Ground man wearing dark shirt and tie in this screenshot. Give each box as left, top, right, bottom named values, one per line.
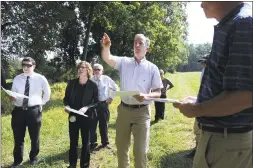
left=9, top=57, right=51, bottom=167
left=154, top=69, right=174, bottom=122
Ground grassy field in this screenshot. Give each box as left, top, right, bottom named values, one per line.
left=1, top=72, right=201, bottom=168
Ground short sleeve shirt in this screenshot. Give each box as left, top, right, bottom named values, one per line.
left=115, top=56, right=163, bottom=105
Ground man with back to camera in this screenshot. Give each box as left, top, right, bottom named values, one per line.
left=9, top=57, right=51, bottom=167
left=173, top=2, right=252, bottom=168
left=101, top=32, right=163, bottom=168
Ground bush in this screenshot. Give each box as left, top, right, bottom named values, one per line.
left=37, top=65, right=57, bottom=82
left=59, top=68, right=77, bottom=82
left=51, top=82, right=67, bottom=92
left=1, top=90, right=14, bottom=115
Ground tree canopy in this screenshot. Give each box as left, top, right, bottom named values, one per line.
left=1, top=1, right=189, bottom=81
left=176, top=43, right=212, bottom=72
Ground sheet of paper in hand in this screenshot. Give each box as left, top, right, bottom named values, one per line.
left=186, top=96, right=197, bottom=104
left=111, top=91, right=140, bottom=97
left=65, top=106, right=88, bottom=117
left=79, top=103, right=98, bottom=113
left=79, top=106, right=89, bottom=113
left=1, top=86, right=29, bottom=99
left=146, top=98, right=180, bottom=103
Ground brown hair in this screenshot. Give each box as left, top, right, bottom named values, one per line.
left=22, top=57, right=36, bottom=65
left=76, top=61, right=93, bottom=78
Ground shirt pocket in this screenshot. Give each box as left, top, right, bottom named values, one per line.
left=138, top=73, right=151, bottom=93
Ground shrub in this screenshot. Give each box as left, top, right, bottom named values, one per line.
left=1, top=90, right=14, bottom=115
left=51, top=82, right=67, bottom=92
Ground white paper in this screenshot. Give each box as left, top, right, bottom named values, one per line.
left=79, top=103, right=97, bottom=113
left=146, top=98, right=180, bottom=103
left=79, top=106, right=89, bottom=113
left=185, top=96, right=197, bottom=104
left=1, top=86, right=29, bottom=99
left=111, top=91, right=140, bottom=97
left=65, top=106, right=88, bottom=117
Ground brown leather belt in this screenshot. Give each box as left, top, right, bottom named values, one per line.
left=121, top=101, right=147, bottom=108
left=198, top=123, right=252, bottom=133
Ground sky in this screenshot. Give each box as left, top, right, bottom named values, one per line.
left=186, top=2, right=217, bottom=44
left=186, top=2, right=252, bottom=44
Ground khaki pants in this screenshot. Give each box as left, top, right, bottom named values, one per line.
left=193, top=129, right=252, bottom=168
left=193, top=119, right=200, bottom=144
left=116, top=104, right=151, bottom=168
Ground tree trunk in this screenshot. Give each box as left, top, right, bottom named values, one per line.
left=82, top=5, right=94, bottom=61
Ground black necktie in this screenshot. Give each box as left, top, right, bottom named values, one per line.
left=22, top=76, right=30, bottom=109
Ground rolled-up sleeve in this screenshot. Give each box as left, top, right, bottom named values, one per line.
left=151, top=65, right=163, bottom=89
left=223, top=18, right=252, bottom=91
left=108, top=77, right=118, bottom=99
left=114, top=56, right=125, bottom=71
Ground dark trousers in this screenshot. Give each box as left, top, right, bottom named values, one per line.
left=90, top=102, right=110, bottom=146
left=11, top=106, right=42, bottom=164
left=69, top=115, right=91, bottom=168
left=154, top=94, right=166, bottom=120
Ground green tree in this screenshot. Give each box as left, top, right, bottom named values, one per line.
left=176, top=43, right=212, bottom=71
left=2, top=1, right=189, bottom=80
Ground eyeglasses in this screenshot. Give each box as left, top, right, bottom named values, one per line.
left=78, top=66, right=87, bottom=70
left=22, top=64, right=33, bottom=68
left=94, top=69, right=101, bottom=71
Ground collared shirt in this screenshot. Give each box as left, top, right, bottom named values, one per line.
left=196, top=3, right=252, bottom=128
left=115, top=56, right=163, bottom=105
left=11, top=72, right=51, bottom=107
left=91, top=75, right=118, bottom=101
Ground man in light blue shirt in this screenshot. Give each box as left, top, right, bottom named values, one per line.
left=101, top=33, right=163, bottom=168
left=90, top=63, right=118, bottom=150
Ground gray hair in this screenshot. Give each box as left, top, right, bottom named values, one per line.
left=135, top=34, right=150, bottom=48
left=159, top=69, right=164, bottom=75
left=93, top=63, right=103, bottom=70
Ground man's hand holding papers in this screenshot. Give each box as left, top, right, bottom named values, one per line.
left=1, top=86, right=29, bottom=100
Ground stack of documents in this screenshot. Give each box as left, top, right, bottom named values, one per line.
left=146, top=98, right=180, bottom=103
left=65, top=106, right=88, bottom=117
left=110, top=90, right=180, bottom=103
left=1, top=86, right=29, bottom=99
left=111, top=91, right=140, bottom=97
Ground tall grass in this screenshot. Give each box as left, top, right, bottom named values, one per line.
left=1, top=72, right=201, bottom=168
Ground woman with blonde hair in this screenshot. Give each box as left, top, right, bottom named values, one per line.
left=63, top=61, right=98, bottom=168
